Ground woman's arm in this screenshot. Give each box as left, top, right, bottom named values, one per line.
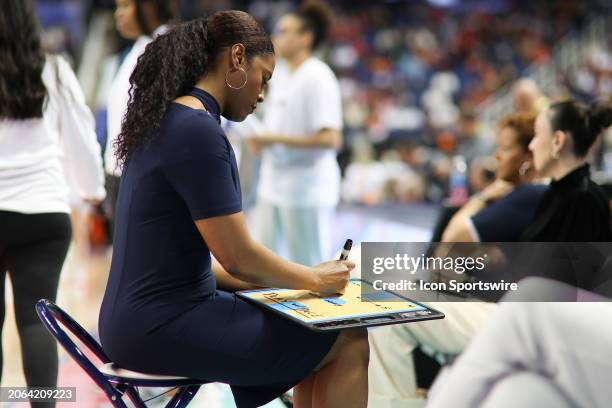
left=248, top=128, right=342, bottom=152
left=55, top=56, right=106, bottom=202
left=442, top=180, right=514, bottom=242
left=442, top=218, right=479, bottom=242
left=442, top=198, right=486, bottom=242
left=196, top=212, right=352, bottom=293
left=212, top=257, right=262, bottom=292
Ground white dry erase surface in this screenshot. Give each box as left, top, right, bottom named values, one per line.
left=237, top=279, right=445, bottom=331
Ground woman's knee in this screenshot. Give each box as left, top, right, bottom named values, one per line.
left=349, top=329, right=370, bottom=363
left=316, top=328, right=369, bottom=370
left=335, top=329, right=370, bottom=365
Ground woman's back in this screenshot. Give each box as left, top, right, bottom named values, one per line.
left=0, top=56, right=105, bottom=213
left=521, top=165, right=611, bottom=242
left=100, top=95, right=242, bottom=336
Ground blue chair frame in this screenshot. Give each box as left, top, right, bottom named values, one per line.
left=35, top=299, right=208, bottom=408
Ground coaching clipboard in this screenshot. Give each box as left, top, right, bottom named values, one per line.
left=236, top=279, right=445, bottom=332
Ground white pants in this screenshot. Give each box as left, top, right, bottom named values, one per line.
left=254, top=200, right=335, bottom=266
left=341, top=246, right=496, bottom=407
left=368, top=302, right=497, bottom=407
left=427, top=301, right=612, bottom=408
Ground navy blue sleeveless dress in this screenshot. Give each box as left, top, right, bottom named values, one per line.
left=99, top=88, right=338, bottom=407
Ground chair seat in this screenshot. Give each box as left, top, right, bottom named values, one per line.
left=99, top=363, right=190, bottom=381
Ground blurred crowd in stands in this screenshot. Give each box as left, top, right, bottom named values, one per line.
left=35, top=0, right=612, bottom=206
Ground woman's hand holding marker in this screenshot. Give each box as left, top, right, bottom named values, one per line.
left=311, top=239, right=353, bottom=295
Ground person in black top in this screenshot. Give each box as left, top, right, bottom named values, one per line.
left=521, top=99, right=612, bottom=241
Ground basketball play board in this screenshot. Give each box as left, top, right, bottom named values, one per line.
left=237, top=279, right=444, bottom=331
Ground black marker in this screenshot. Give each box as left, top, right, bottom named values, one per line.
left=309, top=239, right=353, bottom=298
left=339, top=239, right=353, bottom=260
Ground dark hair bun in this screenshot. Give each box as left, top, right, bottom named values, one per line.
left=298, top=0, right=334, bottom=49
left=588, top=99, right=612, bottom=138
left=549, top=98, right=612, bottom=157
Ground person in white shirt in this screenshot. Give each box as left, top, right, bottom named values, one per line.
left=0, top=0, right=105, bottom=399
left=427, top=278, right=612, bottom=408
left=248, top=0, right=343, bottom=266
left=103, top=0, right=177, bottom=234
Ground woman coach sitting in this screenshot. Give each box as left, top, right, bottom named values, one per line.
left=442, top=112, right=545, bottom=242
left=98, top=11, right=369, bottom=408
left=521, top=99, right=612, bottom=241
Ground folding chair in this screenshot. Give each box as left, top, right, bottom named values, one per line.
left=35, top=299, right=210, bottom=407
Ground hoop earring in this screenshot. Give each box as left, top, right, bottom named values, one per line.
left=519, top=161, right=531, bottom=177
left=225, top=68, right=248, bottom=90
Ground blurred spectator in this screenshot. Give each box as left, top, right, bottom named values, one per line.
left=249, top=0, right=343, bottom=265
left=454, top=111, right=494, bottom=165
left=468, top=156, right=497, bottom=193
left=324, top=1, right=591, bottom=139
left=512, top=78, right=549, bottom=113
left=342, top=149, right=426, bottom=206
left=323, top=0, right=604, bottom=205
left=102, top=0, right=178, bottom=241
left=46, top=0, right=612, bottom=207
